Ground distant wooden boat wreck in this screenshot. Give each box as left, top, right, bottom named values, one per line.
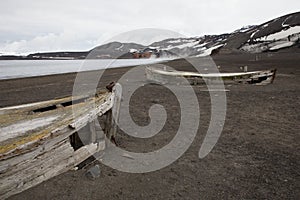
left=146, top=67, right=276, bottom=85
left=0, top=84, right=122, bottom=199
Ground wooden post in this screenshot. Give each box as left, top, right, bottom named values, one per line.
left=105, top=110, right=112, bottom=139
left=105, top=83, right=122, bottom=144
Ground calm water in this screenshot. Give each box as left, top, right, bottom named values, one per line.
left=0, top=59, right=170, bottom=80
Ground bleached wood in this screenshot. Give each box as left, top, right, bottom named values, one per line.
left=0, top=87, right=121, bottom=199
left=0, top=143, right=98, bottom=199
left=145, top=66, right=276, bottom=85
left=0, top=91, right=113, bottom=161
left=104, top=110, right=112, bottom=139
left=110, top=83, right=122, bottom=139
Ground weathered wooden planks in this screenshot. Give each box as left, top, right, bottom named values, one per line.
left=145, top=66, right=277, bottom=85
left=0, top=85, right=122, bottom=199
left=0, top=90, right=112, bottom=160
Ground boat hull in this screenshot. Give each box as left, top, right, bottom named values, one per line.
left=146, top=67, right=276, bottom=85
left=0, top=84, right=122, bottom=199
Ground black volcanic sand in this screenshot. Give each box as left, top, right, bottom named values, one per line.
left=2, top=53, right=299, bottom=199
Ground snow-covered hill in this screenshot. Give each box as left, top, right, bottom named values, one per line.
left=154, top=12, right=300, bottom=56
left=126, top=11, right=300, bottom=57
left=149, top=34, right=228, bottom=57
left=239, top=21, right=300, bottom=53
left=1, top=12, right=299, bottom=60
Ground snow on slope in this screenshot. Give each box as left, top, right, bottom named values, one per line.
left=149, top=14, right=300, bottom=56
left=196, top=44, right=225, bottom=57
left=239, top=13, right=300, bottom=53
left=256, top=26, right=300, bottom=41
left=234, top=25, right=257, bottom=33
left=269, top=41, right=295, bottom=50
left=163, top=40, right=199, bottom=50
left=149, top=35, right=228, bottom=57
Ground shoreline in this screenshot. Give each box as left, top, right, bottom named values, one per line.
left=0, top=57, right=174, bottom=81
left=1, top=53, right=299, bottom=108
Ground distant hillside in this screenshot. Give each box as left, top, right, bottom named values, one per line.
left=27, top=51, right=88, bottom=59
left=148, top=11, right=300, bottom=56
left=224, top=11, right=300, bottom=53
left=88, top=42, right=145, bottom=59
left=1, top=12, right=299, bottom=60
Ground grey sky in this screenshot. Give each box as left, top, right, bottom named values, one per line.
left=0, top=0, right=299, bottom=54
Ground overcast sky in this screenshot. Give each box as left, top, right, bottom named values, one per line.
left=0, top=0, right=299, bottom=54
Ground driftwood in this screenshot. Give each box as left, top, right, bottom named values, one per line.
left=0, top=84, right=122, bottom=199
left=146, top=67, right=276, bottom=85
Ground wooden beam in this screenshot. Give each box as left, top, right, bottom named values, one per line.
left=104, top=83, right=122, bottom=144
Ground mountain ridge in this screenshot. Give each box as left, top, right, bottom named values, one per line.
left=1, top=11, right=299, bottom=60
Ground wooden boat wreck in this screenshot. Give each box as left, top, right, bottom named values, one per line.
left=146, top=67, right=276, bottom=85
left=0, top=83, right=122, bottom=199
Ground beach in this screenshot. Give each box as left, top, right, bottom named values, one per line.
left=2, top=53, right=299, bottom=199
